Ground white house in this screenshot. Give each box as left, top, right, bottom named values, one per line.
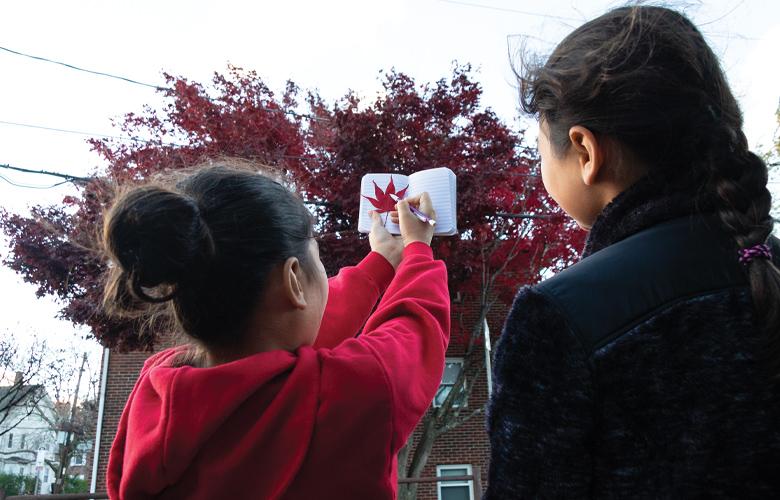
left=0, top=373, right=58, bottom=495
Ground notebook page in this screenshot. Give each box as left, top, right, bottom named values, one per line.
left=407, top=167, right=457, bottom=235
left=357, top=174, right=409, bottom=234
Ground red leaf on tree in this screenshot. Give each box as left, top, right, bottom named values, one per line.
left=362, top=176, right=408, bottom=213
left=0, top=65, right=586, bottom=351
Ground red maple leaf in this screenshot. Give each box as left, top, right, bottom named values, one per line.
left=362, top=176, right=408, bottom=213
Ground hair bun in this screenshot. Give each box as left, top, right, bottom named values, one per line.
left=103, top=186, right=214, bottom=300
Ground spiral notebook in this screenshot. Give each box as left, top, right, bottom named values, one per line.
left=357, top=167, right=457, bottom=236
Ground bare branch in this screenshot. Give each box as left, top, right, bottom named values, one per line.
left=438, top=404, right=487, bottom=435
left=495, top=212, right=557, bottom=220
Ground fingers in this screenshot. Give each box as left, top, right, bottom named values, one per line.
left=386, top=192, right=435, bottom=225
left=402, top=194, right=423, bottom=207
left=369, top=210, right=385, bottom=237
left=395, top=193, right=436, bottom=219
left=418, top=192, right=434, bottom=216
left=395, top=199, right=414, bottom=224
left=396, top=193, right=435, bottom=247
left=370, top=210, right=382, bottom=226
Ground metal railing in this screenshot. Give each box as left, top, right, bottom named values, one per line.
left=2, top=466, right=482, bottom=499
left=0, top=492, right=108, bottom=500
left=398, top=465, right=483, bottom=497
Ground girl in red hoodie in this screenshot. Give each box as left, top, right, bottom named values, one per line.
left=103, top=163, right=450, bottom=499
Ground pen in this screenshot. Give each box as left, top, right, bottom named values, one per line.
left=389, top=194, right=436, bottom=226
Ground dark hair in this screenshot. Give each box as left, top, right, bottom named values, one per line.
left=102, top=162, right=314, bottom=348
left=518, top=6, right=780, bottom=369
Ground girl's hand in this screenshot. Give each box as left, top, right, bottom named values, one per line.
left=392, top=192, right=436, bottom=247
left=369, top=210, right=403, bottom=269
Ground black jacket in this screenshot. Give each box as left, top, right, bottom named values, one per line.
left=485, top=180, right=780, bottom=499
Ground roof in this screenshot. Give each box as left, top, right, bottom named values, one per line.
left=0, top=384, right=48, bottom=418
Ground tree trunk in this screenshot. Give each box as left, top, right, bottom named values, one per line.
left=397, top=439, right=413, bottom=500
left=399, top=413, right=439, bottom=500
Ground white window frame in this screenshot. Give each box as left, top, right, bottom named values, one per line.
left=70, top=452, right=86, bottom=466
left=433, top=357, right=467, bottom=408
left=437, top=464, right=475, bottom=500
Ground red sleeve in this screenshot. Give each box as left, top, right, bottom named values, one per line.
left=335, top=242, right=450, bottom=450
left=314, top=251, right=395, bottom=350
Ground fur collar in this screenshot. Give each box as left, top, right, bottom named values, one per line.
left=582, top=178, right=712, bottom=258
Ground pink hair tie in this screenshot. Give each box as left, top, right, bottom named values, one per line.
left=738, top=243, right=772, bottom=265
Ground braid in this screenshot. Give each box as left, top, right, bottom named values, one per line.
left=704, top=123, right=780, bottom=373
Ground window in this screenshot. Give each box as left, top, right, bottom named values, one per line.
left=433, top=358, right=466, bottom=408
left=20, top=434, right=25, bottom=449
left=437, top=464, right=474, bottom=500
left=7, top=434, right=12, bottom=448
left=44, top=467, right=49, bottom=482
left=70, top=452, right=86, bottom=466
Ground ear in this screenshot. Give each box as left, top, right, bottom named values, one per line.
left=568, top=126, right=603, bottom=186
left=282, top=257, right=307, bottom=309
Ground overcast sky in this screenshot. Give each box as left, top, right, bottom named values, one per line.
left=1, top=0, right=778, bottom=376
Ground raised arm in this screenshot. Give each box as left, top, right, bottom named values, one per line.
left=314, top=252, right=395, bottom=349
left=328, top=194, right=450, bottom=450
left=318, top=195, right=449, bottom=451
left=485, top=287, right=594, bottom=499
left=355, top=242, right=450, bottom=449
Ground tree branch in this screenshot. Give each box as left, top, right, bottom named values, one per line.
left=438, top=404, right=486, bottom=435
left=494, top=212, right=557, bottom=220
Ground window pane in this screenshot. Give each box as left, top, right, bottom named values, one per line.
left=442, top=362, right=462, bottom=384
left=434, top=385, right=452, bottom=406
left=440, top=467, right=468, bottom=478
left=441, top=485, right=470, bottom=500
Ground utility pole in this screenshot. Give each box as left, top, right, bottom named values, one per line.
left=53, top=353, right=87, bottom=494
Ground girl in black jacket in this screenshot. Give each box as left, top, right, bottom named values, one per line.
left=486, top=5, right=780, bottom=499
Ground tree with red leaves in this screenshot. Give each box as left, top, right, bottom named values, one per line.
left=0, top=64, right=585, bottom=493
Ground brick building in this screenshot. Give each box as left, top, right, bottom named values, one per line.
left=90, top=300, right=504, bottom=499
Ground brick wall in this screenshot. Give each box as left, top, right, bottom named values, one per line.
left=94, top=303, right=507, bottom=499
left=95, top=335, right=177, bottom=491
left=402, top=360, right=491, bottom=500
left=94, top=350, right=147, bottom=491
left=403, top=300, right=506, bottom=500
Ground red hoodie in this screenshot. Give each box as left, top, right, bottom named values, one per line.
left=107, top=242, right=450, bottom=499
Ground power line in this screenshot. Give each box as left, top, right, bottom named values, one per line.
left=446, top=1, right=755, bottom=41
left=439, top=0, right=581, bottom=23
left=0, top=44, right=328, bottom=122
left=699, top=0, right=745, bottom=26
left=0, top=119, right=186, bottom=146
left=0, top=164, right=560, bottom=221
left=0, top=164, right=92, bottom=185
left=0, top=173, right=70, bottom=190
left=0, top=45, right=164, bottom=90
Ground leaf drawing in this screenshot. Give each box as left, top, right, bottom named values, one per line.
left=363, top=176, right=408, bottom=214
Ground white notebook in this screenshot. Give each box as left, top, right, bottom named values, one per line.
left=357, top=167, right=457, bottom=236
